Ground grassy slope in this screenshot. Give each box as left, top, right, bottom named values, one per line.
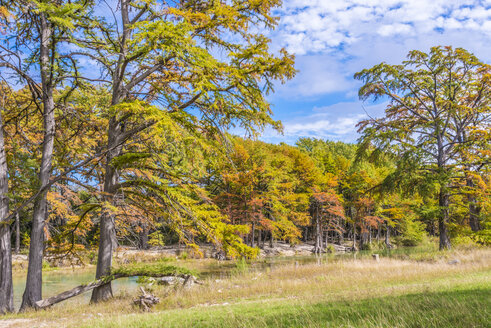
left=86, top=287, right=490, bottom=328
left=3, top=248, right=491, bottom=328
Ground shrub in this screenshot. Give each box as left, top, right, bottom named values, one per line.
left=396, top=217, right=426, bottom=246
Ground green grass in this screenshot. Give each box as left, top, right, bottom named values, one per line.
left=81, top=287, right=490, bottom=328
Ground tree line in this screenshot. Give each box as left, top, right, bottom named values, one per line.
left=0, top=0, right=489, bottom=315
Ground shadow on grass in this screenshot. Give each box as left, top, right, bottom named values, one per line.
left=87, top=288, right=491, bottom=328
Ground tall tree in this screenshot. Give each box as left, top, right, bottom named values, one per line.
left=73, top=0, right=294, bottom=302
left=1, top=0, right=92, bottom=309
left=0, top=86, right=12, bottom=313
left=355, top=46, right=491, bottom=250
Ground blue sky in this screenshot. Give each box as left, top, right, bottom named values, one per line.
left=258, top=0, right=491, bottom=144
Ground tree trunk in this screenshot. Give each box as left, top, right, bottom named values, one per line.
left=21, top=15, right=55, bottom=311
left=359, top=225, right=366, bottom=250
left=0, top=109, right=13, bottom=313
left=15, top=212, right=20, bottom=254
left=337, top=230, right=343, bottom=245
left=438, top=190, right=451, bottom=250
left=352, top=224, right=356, bottom=250
left=385, top=221, right=390, bottom=247
left=314, top=207, right=321, bottom=254
left=139, top=224, right=149, bottom=250
left=466, top=176, right=481, bottom=231
left=91, top=120, right=120, bottom=303
left=250, top=221, right=255, bottom=248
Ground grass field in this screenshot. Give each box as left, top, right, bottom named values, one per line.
left=2, top=247, right=490, bottom=328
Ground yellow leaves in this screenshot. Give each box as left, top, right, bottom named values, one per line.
left=0, top=6, right=12, bottom=32
left=0, top=6, right=10, bottom=18
left=167, top=7, right=211, bottom=27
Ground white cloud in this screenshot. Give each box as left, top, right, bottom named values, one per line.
left=267, top=0, right=491, bottom=100
left=263, top=101, right=387, bottom=143
left=261, top=1, right=491, bottom=142
left=273, top=0, right=490, bottom=56
left=377, top=23, right=413, bottom=37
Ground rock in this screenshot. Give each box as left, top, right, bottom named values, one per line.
left=157, top=275, right=201, bottom=288
left=448, top=259, right=460, bottom=265
left=157, top=276, right=186, bottom=286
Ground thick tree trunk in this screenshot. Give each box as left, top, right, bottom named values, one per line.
left=0, top=110, right=13, bottom=313
left=139, top=224, right=149, bottom=250
left=438, top=190, right=452, bottom=250
left=91, top=121, right=120, bottom=303
left=91, top=114, right=123, bottom=303
left=15, top=212, right=20, bottom=254
left=21, top=16, right=55, bottom=311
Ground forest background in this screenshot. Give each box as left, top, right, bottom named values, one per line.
left=0, top=0, right=489, bottom=315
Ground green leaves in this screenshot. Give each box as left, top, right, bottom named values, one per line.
left=32, top=0, right=88, bottom=30
left=355, top=46, right=491, bottom=247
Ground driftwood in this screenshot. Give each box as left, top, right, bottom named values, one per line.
left=133, top=287, right=159, bottom=311
left=34, top=272, right=198, bottom=309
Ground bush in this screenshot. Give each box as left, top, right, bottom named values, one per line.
left=396, top=217, right=426, bottom=246
left=148, top=230, right=165, bottom=247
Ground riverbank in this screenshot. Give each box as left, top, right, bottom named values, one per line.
left=10, top=241, right=349, bottom=275
left=1, top=247, right=489, bottom=328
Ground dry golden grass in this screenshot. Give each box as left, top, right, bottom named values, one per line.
left=2, top=247, right=490, bottom=328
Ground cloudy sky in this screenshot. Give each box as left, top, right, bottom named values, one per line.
left=260, top=0, right=491, bottom=144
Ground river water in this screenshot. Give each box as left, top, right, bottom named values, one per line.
left=12, top=271, right=138, bottom=308
left=11, top=246, right=430, bottom=308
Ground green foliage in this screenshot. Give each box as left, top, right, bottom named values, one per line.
left=111, top=262, right=196, bottom=280
left=395, top=217, right=426, bottom=247
left=473, top=223, right=491, bottom=246
left=148, top=230, right=166, bottom=247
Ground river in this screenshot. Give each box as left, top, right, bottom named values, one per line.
left=11, top=246, right=431, bottom=308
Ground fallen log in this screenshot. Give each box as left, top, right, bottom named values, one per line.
left=34, top=263, right=197, bottom=309
left=133, top=287, right=159, bottom=311
left=34, top=276, right=118, bottom=309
